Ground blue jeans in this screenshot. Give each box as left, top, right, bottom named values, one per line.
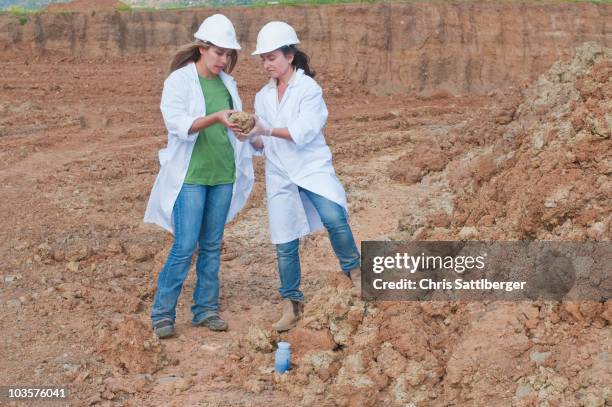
left=276, top=187, right=360, bottom=302
left=151, top=183, right=233, bottom=325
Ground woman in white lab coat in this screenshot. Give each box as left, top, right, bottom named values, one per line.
left=244, top=22, right=360, bottom=332
left=143, top=14, right=255, bottom=338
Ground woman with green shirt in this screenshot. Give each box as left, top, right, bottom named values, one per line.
left=185, top=75, right=237, bottom=185
left=144, top=14, right=255, bottom=339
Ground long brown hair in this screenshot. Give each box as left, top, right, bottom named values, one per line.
left=169, top=40, right=238, bottom=74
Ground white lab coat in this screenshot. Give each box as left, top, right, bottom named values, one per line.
left=254, top=69, right=349, bottom=244
left=144, top=62, right=255, bottom=234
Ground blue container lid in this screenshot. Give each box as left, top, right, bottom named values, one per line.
left=277, top=341, right=290, bottom=350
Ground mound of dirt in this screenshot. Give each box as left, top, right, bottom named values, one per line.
left=231, top=269, right=611, bottom=406
left=394, top=42, right=611, bottom=241
left=46, top=0, right=128, bottom=13
left=450, top=42, right=611, bottom=240
left=97, top=316, right=166, bottom=374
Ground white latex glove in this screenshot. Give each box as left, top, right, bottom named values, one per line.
left=247, top=117, right=272, bottom=138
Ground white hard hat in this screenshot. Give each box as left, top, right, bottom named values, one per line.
left=251, top=21, right=300, bottom=55
left=194, top=14, right=241, bottom=50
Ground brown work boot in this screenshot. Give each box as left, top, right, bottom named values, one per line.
left=272, top=299, right=303, bottom=332
left=349, top=267, right=362, bottom=292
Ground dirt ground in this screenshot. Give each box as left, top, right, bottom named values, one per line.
left=0, top=12, right=610, bottom=407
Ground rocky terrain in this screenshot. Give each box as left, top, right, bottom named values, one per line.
left=0, top=1, right=610, bottom=406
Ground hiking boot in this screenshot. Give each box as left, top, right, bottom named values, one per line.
left=272, top=299, right=303, bottom=332
left=348, top=267, right=361, bottom=289
left=153, top=319, right=175, bottom=339
left=193, top=315, right=228, bottom=332
left=348, top=267, right=361, bottom=283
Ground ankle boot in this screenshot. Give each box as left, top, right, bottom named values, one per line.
left=348, top=267, right=361, bottom=283
left=272, top=298, right=303, bottom=332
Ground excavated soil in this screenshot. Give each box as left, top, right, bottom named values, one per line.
left=229, top=112, right=256, bottom=134
left=0, top=3, right=610, bottom=406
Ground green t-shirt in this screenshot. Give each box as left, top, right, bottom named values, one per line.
left=184, top=75, right=235, bottom=185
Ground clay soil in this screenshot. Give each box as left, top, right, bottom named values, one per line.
left=0, top=25, right=610, bottom=407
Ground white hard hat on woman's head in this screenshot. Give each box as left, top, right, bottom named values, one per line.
left=194, top=14, right=241, bottom=50
left=252, top=21, right=300, bottom=55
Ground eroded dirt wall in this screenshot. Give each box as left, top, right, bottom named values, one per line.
left=1, top=2, right=610, bottom=94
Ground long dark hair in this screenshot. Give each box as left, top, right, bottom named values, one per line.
left=169, top=40, right=238, bottom=74
left=280, top=45, right=315, bottom=78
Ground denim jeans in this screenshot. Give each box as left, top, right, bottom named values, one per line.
left=276, top=187, right=360, bottom=302
left=151, top=182, right=233, bottom=325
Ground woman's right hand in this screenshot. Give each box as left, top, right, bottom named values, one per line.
left=188, top=110, right=242, bottom=135
left=215, top=110, right=242, bottom=133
